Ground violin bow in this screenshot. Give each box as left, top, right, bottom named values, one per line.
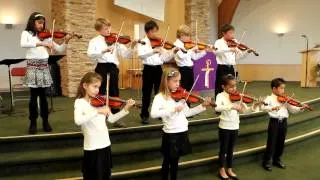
left=112, top=20, right=125, bottom=54
left=239, top=81, right=247, bottom=105
left=105, top=74, right=110, bottom=107
left=50, top=19, right=56, bottom=54
left=185, top=74, right=200, bottom=103
left=162, top=25, right=170, bottom=48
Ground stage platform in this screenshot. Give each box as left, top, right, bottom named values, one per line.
left=0, top=81, right=319, bottom=137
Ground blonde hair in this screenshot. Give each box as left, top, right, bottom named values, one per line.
left=94, top=18, right=111, bottom=31
left=76, top=72, right=102, bottom=98
left=176, top=24, right=191, bottom=38
left=159, top=67, right=181, bottom=99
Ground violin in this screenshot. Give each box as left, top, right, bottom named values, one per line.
left=277, top=95, right=312, bottom=111
left=147, top=38, right=187, bottom=53
left=183, top=41, right=216, bottom=51
left=227, top=39, right=259, bottom=56
left=90, top=95, right=141, bottom=109
left=171, top=87, right=216, bottom=107
left=229, top=92, right=267, bottom=105
left=38, top=30, right=82, bottom=40
left=105, top=33, right=145, bottom=45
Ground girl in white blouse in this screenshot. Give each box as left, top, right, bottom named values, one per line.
left=150, top=67, right=212, bottom=180
left=74, top=72, right=135, bottom=180
left=215, top=74, right=260, bottom=180
left=20, top=12, right=73, bottom=134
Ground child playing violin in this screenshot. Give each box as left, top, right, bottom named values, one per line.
left=215, top=74, right=261, bottom=180
left=87, top=18, right=137, bottom=128
left=261, top=78, right=309, bottom=171
left=150, top=67, right=212, bottom=180
left=137, top=20, right=178, bottom=124
left=173, top=25, right=208, bottom=106
left=21, top=12, right=73, bottom=134
left=214, top=24, right=253, bottom=97
left=74, top=72, right=135, bottom=180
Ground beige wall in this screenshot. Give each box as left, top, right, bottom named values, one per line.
left=237, top=64, right=300, bottom=81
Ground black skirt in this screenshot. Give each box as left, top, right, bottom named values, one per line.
left=161, top=131, right=192, bottom=158
left=82, top=146, right=113, bottom=180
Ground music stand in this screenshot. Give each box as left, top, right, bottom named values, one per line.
left=0, top=58, right=26, bottom=115
left=48, top=55, right=65, bottom=113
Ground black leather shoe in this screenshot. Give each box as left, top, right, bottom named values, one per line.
left=218, top=173, right=229, bottom=180
left=263, top=164, right=272, bottom=171
left=28, top=123, right=37, bottom=134
left=42, top=119, right=52, bottom=132
left=141, top=117, right=149, bottom=124
left=273, top=161, right=286, bottom=169
left=227, top=172, right=239, bottom=180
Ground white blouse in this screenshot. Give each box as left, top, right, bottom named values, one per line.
left=214, top=38, right=248, bottom=65
left=87, top=35, right=132, bottom=65
left=137, top=36, right=175, bottom=66
left=151, top=93, right=206, bottom=133
left=260, top=93, right=303, bottom=119
left=215, top=91, right=257, bottom=130
left=20, top=30, right=66, bottom=59
left=173, top=39, right=206, bottom=67
left=74, top=98, right=129, bottom=150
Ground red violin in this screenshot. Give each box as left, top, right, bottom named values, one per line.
left=277, top=95, right=312, bottom=111
left=38, top=30, right=82, bottom=40
left=229, top=92, right=267, bottom=105
left=105, top=33, right=145, bottom=45
left=183, top=41, right=216, bottom=51
left=90, top=95, right=141, bottom=109
left=227, top=39, right=259, bottom=56
left=171, top=87, right=216, bottom=107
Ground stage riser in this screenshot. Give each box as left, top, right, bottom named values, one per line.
left=0, top=114, right=268, bottom=153
left=125, top=136, right=320, bottom=180
left=0, top=114, right=318, bottom=177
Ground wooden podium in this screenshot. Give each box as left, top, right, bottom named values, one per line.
left=299, top=48, right=320, bottom=87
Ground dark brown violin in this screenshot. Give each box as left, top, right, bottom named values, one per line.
left=229, top=92, right=267, bottom=105
left=227, top=39, right=259, bottom=56
left=277, top=95, right=312, bottom=111
left=105, top=33, right=145, bottom=45
left=183, top=41, right=216, bottom=51
left=171, top=87, right=216, bottom=107
left=90, top=95, right=141, bottom=109
left=38, top=30, right=82, bottom=40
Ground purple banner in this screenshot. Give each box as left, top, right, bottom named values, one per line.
left=193, top=52, right=217, bottom=91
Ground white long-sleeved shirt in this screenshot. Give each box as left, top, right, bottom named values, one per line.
left=87, top=35, right=132, bottom=65
left=214, top=38, right=249, bottom=65
left=137, top=36, right=175, bottom=66
left=260, top=93, right=303, bottom=119
left=173, top=39, right=207, bottom=67
left=150, top=93, right=206, bottom=133
left=20, top=30, right=66, bottom=59
left=74, top=98, right=129, bottom=150
left=215, top=91, right=257, bottom=130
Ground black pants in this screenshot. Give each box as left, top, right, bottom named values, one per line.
left=263, top=118, right=287, bottom=165
left=162, top=154, right=180, bottom=180
left=82, top=146, right=112, bottom=180
left=140, top=65, right=162, bottom=118
left=29, top=87, right=48, bottom=121
left=95, top=63, right=120, bottom=114
left=179, top=66, right=194, bottom=107
left=218, top=128, right=238, bottom=168
left=215, top=65, right=235, bottom=97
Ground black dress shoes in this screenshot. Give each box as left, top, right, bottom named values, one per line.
left=218, top=173, right=229, bottom=180
left=227, top=172, right=239, bottom=180
left=273, top=161, right=286, bottom=169
left=263, top=163, right=272, bottom=171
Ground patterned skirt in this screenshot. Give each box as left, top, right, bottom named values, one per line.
left=24, top=59, right=52, bottom=88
